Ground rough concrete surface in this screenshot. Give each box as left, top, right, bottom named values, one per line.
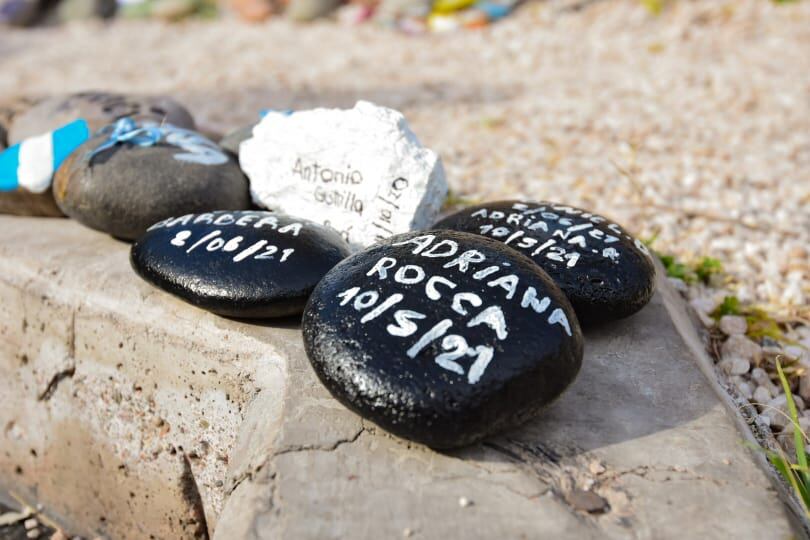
left=0, top=214, right=799, bottom=539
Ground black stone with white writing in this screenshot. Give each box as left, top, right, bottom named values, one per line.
left=131, top=211, right=352, bottom=318
left=53, top=127, right=251, bottom=240
left=303, top=230, right=583, bottom=448
left=434, top=201, right=656, bottom=324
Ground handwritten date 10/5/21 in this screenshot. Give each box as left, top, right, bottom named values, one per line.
left=337, top=286, right=500, bottom=385
left=169, top=229, right=295, bottom=263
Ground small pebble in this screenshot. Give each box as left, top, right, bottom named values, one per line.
left=689, top=296, right=717, bottom=315
left=26, top=529, right=40, bottom=539
left=458, top=497, right=473, bottom=508
left=731, top=376, right=753, bottom=399
left=751, top=368, right=779, bottom=395
left=785, top=345, right=807, bottom=362
left=721, top=335, right=763, bottom=364
left=753, top=385, right=772, bottom=405
left=720, top=357, right=750, bottom=376
left=403, top=528, right=414, bottom=538
left=24, top=518, right=38, bottom=530
left=719, top=315, right=747, bottom=336
left=763, top=394, right=805, bottom=430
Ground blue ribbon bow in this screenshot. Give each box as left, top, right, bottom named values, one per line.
left=87, top=117, right=163, bottom=162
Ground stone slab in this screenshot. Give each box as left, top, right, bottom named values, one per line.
left=0, top=215, right=801, bottom=539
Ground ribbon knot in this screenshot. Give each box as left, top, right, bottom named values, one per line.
left=87, top=117, right=163, bottom=162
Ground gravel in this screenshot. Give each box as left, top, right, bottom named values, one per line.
left=0, top=0, right=807, bottom=315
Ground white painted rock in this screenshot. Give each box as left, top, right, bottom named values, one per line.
left=239, top=101, right=448, bottom=249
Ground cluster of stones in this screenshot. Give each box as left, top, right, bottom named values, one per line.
left=1, top=96, right=657, bottom=448
left=682, top=286, right=810, bottom=457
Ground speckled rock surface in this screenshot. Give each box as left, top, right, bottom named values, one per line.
left=53, top=125, right=250, bottom=239
left=304, top=230, right=583, bottom=447
left=434, top=200, right=656, bottom=324
left=131, top=211, right=351, bottom=318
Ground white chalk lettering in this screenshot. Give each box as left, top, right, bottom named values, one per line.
left=387, top=309, right=426, bottom=337
left=548, top=308, right=573, bottom=336
left=451, top=292, right=482, bottom=316
left=467, top=306, right=508, bottom=340
left=425, top=276, right=457, bottom=300
left=394, top=265, right=425, bottom=285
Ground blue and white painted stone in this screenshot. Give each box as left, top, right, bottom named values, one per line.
left=0, top=119, right=90, bottom=194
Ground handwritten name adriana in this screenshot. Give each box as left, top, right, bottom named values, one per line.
left=466, top=202, right=651, bottom=269
left=334, top=234, right=573, bottom=385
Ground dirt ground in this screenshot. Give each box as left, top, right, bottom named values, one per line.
left=1, top=0, right=808, bottom=314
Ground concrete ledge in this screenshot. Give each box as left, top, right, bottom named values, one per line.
left=0, top=215, right=798, bottom=539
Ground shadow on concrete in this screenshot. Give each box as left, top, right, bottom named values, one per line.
left=441, top=286, right=720, bottom=462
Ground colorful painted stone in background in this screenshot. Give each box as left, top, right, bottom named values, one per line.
left=240, top=100, right=448, bottom=249
left=0, top=119, right=89, bottom=217
left=131, top=211, right=351, bottom=317
left=303, top=230, right=583, bottom=448
left=0, top=0, right=41, bottom=26
left=8, top=91, right=195, bottom=144
left=434, top=200, right=656, bottom=325
left=54, top=120, right=250, bottom=240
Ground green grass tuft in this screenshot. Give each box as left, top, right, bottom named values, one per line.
left=763, top=360, right=810, bottom=516
left=711, top=295, right=741, bottom=319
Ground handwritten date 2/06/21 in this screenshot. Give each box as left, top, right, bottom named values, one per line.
left=337, top=286, right=502, bottom=385
left=169, top=229, right=295, bottom=263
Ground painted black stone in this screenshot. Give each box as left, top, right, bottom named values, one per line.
left=131, top=211, right=351, bottom=318
left=53, top=125, right=250, bottom=240
left=434, top=200, right=656, bottom=325
left=303, top=230, right=583, bottom=448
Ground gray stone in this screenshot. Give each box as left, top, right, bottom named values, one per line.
left=0, top=216, right=802, bottom=539
left=753, top=385, right=772, bottom=406
left=731, top=376, right=753, bottom=400
left=763, top=394, right=805, bottom=431
left=720, top=356, right=750, bottom=376
left=722, top=335, right=763, bottom=364
left=719, top=315, right=747, bottom=336
left=8, top=92, right=195, bottom=144
left=219, top=123, right=256, bottom=156
left=53, top=124, right=250, bottom=240
left=751, top=367, right=779, bottom=396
